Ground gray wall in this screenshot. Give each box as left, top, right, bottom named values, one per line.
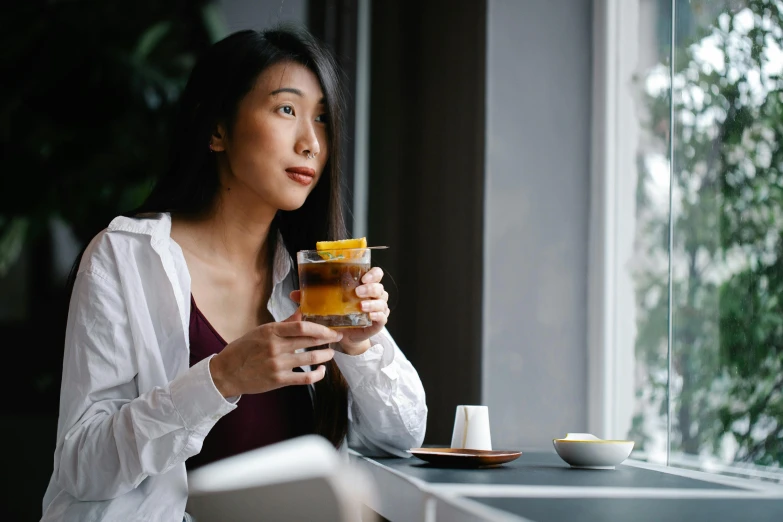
left=483, top=0, right=592, bottom=449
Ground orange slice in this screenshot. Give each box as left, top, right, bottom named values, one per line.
left=316, top=237, right=367, bottom=260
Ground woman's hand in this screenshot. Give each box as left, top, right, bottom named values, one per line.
left=290, top=266, right=390, bottom=356
left=209, top=311, right=342, bottom=398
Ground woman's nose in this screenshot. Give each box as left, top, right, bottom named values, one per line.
left=296, top=122, right=320, bottom=158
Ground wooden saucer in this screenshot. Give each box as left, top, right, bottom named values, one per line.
left=408, top=448, right=522, bottom=468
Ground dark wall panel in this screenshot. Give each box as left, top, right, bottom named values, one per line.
left=368, top=0, right=487, bottom=444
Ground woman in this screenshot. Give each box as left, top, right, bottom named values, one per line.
left=41, top=26, right=427, bottom=521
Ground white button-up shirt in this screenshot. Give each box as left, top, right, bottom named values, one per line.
left=41, top=213, right=427, bottom=522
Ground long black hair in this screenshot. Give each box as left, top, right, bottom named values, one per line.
left=137, top=26, right=348, bottom=258
left=67, top=26, right=350, bottom=448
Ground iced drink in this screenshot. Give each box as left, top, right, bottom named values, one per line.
left=297, top=248, right=371, bottom=328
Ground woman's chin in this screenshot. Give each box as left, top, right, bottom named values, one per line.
left=276, top=197, right=308, bottom=212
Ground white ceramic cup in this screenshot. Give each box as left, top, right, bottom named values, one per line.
left=450, top=405, right=492, bottom=450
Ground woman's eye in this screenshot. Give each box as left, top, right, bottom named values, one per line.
left=279, top=106, right=294, bottom=116
left=315, top=113, right=328, bottom=123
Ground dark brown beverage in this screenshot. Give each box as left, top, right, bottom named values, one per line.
left=298, top=256, right=372, bottom=328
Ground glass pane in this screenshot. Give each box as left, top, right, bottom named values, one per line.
left=620, top=0, right=673, bottom=464
left=669, top=0, right=783, bottom=476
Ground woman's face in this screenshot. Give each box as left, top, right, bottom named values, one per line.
left=214, top=61, right=330, bottom=212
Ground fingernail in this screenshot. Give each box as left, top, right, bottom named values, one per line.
left=334, top=332, right=343, bottom=341
left=361, top=301, right=371, bottom=311
left=356, top=286, right=368, bottom=297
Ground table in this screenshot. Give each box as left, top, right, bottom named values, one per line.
left=350, top=450, right=783, bottom=521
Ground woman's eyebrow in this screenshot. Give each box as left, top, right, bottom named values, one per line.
left=269, top=87, right=325, bottom=103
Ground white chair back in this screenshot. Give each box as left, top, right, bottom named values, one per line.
left=186, top=435, right=376, bottom=522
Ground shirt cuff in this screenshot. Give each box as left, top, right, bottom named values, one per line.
left=333, top=334, right=397, bottom=389
left=170, top=354, right=238, bottom=431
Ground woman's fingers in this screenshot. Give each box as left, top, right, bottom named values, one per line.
left=283, top=365, right=328, bottom=386
left=289, top=290, right=301, bottom=303
left=361, top=300, right=387, bottom=313
left=279, top=347, right=337, bottom=385
left=361, top=267, right=384, bottom=284
left=356, top=282, right=385, bottom=299
left=286, top=347, right=335, bottom=368
left=284, top=335, right=337, bottom=353
left=369, top=310, right=389, bottom=323
left=273, top=320, right=342, bottom=347
left=283, top=308, right=303, bottom=322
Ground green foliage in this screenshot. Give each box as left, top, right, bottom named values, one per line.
left=0, top=0, right=225, bottom=275
left=635, top=0, right=783, bottom=466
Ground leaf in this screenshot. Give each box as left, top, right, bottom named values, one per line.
left=0, top=217, right=29, bottom=277
left=134, top=21, right=171, bottom=61
left=200, top=3, right=229, bottom=44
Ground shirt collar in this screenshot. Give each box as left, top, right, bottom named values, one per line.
left=107, top=212, right=169, bottom=239
left=271, top=230, right=293, bottom=286
left=108, top=212, right=293, bottom=286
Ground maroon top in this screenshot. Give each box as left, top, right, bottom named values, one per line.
left=185, top=295, right=315, bottom=471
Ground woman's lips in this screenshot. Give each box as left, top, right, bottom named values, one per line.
left=285, top=166, right=315, bottom=186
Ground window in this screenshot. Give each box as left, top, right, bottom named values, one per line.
left=593, top=0, right=783, bottom=481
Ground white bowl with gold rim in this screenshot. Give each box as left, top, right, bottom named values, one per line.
left=553, top=433, right=634, bottom=469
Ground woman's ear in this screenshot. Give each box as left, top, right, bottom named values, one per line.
left=209, top=123, right=227, bottom=152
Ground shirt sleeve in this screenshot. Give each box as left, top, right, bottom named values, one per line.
left=52, top=269, right=237, bottom=502
left=332, top=328, right=428, bottom=457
